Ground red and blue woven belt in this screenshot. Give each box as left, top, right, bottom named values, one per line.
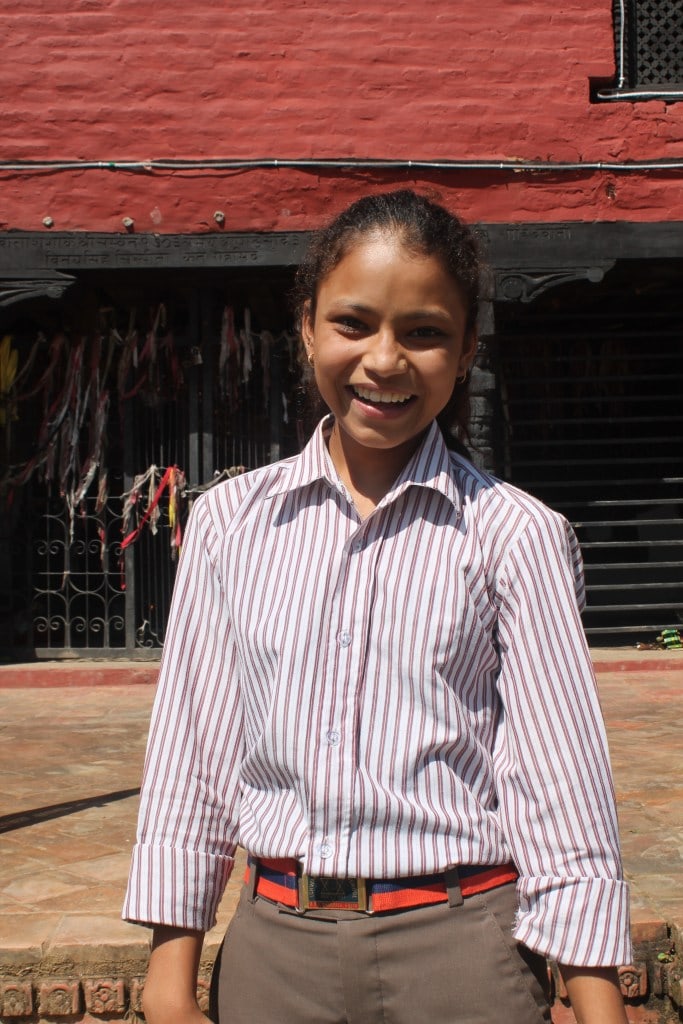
left=245, top=857, right=518, bottom=913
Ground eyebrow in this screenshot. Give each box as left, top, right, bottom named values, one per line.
left=408, top=308, right=452, bottom=323
left=329, top=302, right=452, bottom=322
left=328, top=302, right=376, bottom=315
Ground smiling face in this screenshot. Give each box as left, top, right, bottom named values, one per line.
left=302, top=230, right=477, bottom=477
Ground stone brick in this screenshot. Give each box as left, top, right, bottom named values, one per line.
left=38, top=979, right=81, bottom=1016
left=651, top=961, right=667, bottom=999
left=0, top=980, right=33, bottom=1018
left=666, top=969, right=683, bottom=1007
left=630, top=916, right=669, bottom=946
left=83, top=977, right=126, bottom=1014
left=618, top=963, right=648, bottom=1000
left=196, top=977, right=211, bottom=1014
left=129, top=976, right=145, bottom=1013
left=47, top=914, right=149, bottom=964
left=0, top=915, right=57, bottom=966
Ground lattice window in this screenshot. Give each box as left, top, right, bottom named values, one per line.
left=599, top=0, right=683, bottom=99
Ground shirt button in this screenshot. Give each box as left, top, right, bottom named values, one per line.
left=338, top=631, right=352, bottom=648
left=326, top=729, right=341, bottom=746
left=319, top=841, right=333, bottom=858
left=353, top=541, right=362, bottom=553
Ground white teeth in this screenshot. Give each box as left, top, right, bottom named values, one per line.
left=353, top=386, right=411, bottom=404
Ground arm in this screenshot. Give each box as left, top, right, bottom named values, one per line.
left=123, top=492, right=245, bottom=930
left=559, top=965, right=628, bottom=1024
left=142, top=926, right=210, bottom=1024
left=493, top=510, right=631, bottom=968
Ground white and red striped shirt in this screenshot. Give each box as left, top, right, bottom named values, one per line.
left=123, top=418, right=631, bottom=966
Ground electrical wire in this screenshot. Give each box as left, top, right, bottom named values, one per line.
left=0, top=157, right=682, bottom=173
left=617, top=0, right=626, bottom=90
left=597, top=89, right=683, bottom=100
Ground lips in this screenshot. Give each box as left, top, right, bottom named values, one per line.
left=351, top=385, right=414, bottom=405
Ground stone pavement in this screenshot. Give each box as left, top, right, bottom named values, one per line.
left=0, top=649, right=682, bottom=1023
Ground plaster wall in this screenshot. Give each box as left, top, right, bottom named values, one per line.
left=1, top=0, right=682, bottom=232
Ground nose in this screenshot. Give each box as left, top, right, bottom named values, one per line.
left=363, top=326, right=408, bottom=376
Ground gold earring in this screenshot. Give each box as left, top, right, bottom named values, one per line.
left=307, top=352, right=314, bottom=366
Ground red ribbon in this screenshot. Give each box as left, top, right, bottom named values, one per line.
left=120, top=465, right=175, bottom=552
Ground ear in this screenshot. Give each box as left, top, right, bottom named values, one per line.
left=301, top=301, right=315, bottom=360
left=459, top=328, right=478, bottom=376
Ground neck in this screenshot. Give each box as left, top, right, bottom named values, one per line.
left=327, top=423, right=421, bottom=517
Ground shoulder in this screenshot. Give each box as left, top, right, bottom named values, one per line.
left=449, top=453, right=566, bottom=528
left=184, top=456, right=299, bottom=545
left=447, top=452, right=578, bottom=566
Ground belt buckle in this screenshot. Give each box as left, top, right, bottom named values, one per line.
left=298, top=874, right=368, bottom=912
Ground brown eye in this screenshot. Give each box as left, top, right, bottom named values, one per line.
left=411, top=326, right=446, bottom=339
left=336, top=316, right=366, bottom=332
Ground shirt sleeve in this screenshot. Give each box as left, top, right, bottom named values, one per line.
left=493, top=509, right=632, bottom=966
left=122, top=493, right=244, bottom=931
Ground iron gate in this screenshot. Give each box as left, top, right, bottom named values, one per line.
left=1, top=275, right=299, bottom=659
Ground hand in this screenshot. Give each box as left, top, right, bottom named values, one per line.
left=142, top=994, right=211, bottom=1024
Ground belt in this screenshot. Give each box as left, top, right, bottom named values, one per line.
left=245, top=857, right=518, bottom=913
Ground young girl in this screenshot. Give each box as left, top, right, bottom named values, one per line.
left=124, top=190, right=631, bottom=1024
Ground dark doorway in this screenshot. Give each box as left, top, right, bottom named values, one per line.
left=493, top=259, right=683, bottom=645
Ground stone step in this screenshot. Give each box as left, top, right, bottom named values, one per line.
left=1, top=650, right=681, bottom=1021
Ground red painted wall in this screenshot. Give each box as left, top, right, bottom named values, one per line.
left=1, top=0, right=682, bottom=232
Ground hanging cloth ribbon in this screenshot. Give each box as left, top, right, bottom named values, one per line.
left=167, top=465, right=185, bottom=555
left=120, top=464, right=176, bottom=552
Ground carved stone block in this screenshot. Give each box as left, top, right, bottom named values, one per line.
left=651, top=961, right=665, bottom=998
left=196, top=977, right=211, bottom=1014
left=38, top=979, right=80, bottom=1016
left=83, top=977, right=126, bottom=1014
left=129, top=977, right=145, bottom=1013
left=1, top=980, right=33, bottom=1017
left=618, top=963, right=648, bottom=1000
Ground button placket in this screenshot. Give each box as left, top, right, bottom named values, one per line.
left=311, top=521, right=375, bottom=873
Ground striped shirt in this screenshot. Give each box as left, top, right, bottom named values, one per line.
left=123, top=417, right=631, bottom=967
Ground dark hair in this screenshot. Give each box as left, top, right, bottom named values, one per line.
left=292, top=189, right=482, bottom=455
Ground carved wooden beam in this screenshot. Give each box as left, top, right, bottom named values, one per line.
left=0, top=271, right=76, bottom=308
left=494, top=263, right=616, bottom=303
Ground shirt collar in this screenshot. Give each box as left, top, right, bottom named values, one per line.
left=385, top=419, right=461, bottom=511
left=266, top=417, right=338, bottom=496
left=267, top=416, right=462, bottom=511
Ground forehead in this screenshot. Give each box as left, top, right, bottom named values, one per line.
left=317, top=231, right=468, bottom=317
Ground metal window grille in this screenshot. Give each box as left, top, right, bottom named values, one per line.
left=609, top=0, right=683, bottom=95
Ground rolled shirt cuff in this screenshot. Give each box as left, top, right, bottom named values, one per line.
left=122, top=843, right=235, bottom=931
left=513, top=874, right=632, bottom=967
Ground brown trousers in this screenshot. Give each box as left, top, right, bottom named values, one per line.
left=212, top=879, right=551, bottom=1024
